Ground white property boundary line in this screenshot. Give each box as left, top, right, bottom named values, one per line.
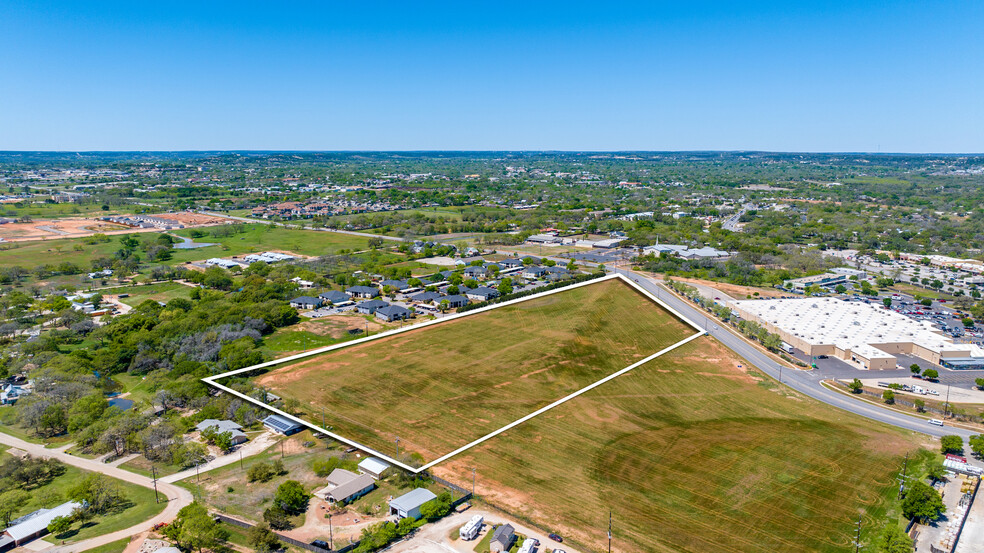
left=203, top=272, right=705, bottom=473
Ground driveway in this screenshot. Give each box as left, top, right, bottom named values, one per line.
left=387, top=510, right=581, bottom=553
left=161, top=430, right=277, bottom=483
left=0, top=432, right=193, bottom=553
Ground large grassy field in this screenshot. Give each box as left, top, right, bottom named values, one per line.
left=252, top=278, right=693, bottom=462
left=0, top=223, right=377, bottom=271
left=434, top=336, right=919, bottom=553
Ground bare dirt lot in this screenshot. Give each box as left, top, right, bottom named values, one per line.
left=0, top=212, right=229, bottom=242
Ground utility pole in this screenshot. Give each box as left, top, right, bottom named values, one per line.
left=853, top=514, right=862, bottom=553
left=778, top=364, right=782, bottom=385
left=608, top=510, right=612, bottom=553
left=897, top=452, right=910, bottom=499
left=196, top=461, right=201, bottom=483
left=281, top=440, right=285, bottom=459
left=944, top=384, right=951, bottom=419
left=239, top=449, right=243, bottom=471
left=151, top=465, right=160, bottom=504
left=328, top=512, right=333, bottom=550
left=395, top=437, right=400, bottom=458
left=472, top=467, right=476, bottom=495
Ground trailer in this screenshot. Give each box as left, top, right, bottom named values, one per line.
left=459, top=514, right=484, bottom=541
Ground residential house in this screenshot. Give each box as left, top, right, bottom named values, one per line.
left=498, top=258, right=523, bottom=269
left=522, top=266, right=548, bottom=279
left=389, top=488, right=437, bottom=520
left=375, top=305, right=410, bottom=322
left=314, top=468, right=376, bottom=504
left=319, top=290, right=351, bottom=305
left=466, top=287, right=500, bottom=302
left=0, top=501, right=83, bottom=549
left=443, top=295, right=469, bottom=309
left=379, top=279, right=408, bottom=291
left=463, top=266, right=486, bottom=280
left=195, top=419, right=248, bottom=445
left=490, top=524, right=516, bottom=553
left=410, top=291, right=444, bottom=304
left=356, top=299, right=389, bottom=315
left=289, top=296, right=324, bottom=310
left=347, top=286, right=380, bottom=299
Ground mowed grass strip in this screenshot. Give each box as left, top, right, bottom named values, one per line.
left=438, top=337, right=915, bottom=553
left=255, top=279, right=693, bottom=461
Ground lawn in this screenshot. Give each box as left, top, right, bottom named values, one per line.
left=434, top=335, right=921, bottom=553
left=171, top=224, right=375, bottom=257
left=108, top=282, right=194, bottom=307
left=80, top=537, right=131, bottom=553
left=250, top=277, right=694, bottom=463
left=3, top=463, right=166, bottom=543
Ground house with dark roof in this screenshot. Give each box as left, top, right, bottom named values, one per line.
left=356, top=299, right=390, bottom=315
left=490, top=524, right=516, bottom=553
left=499, top=258, right=523, bottom=269
left=289, top=296, right=324, bottom=310
left=262, top=414, right=302, bottom=435
left=466, top=287, right=500, bottom=301
left=375, top=305, right=411, bottom=322
left=347, top=285, right=380, bottom=298
left=379, top=279, right=408, bottom=290
left=522, top=266, right=548, bottom=279
left=443, top=295, right=469, bottom=309
left=411, top=291, right=444, bottom=304
left=319, top=290, right=351, bottom=304
left=195, top=419, right=248, bottom=445
left=463, top=266, right=486, bottom=279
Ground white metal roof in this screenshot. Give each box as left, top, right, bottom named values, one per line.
left=358, top=456, right=391, bottom=475
left=5, top=501, right=82, bottom=541
left=736, top=297, right=984, bottom=359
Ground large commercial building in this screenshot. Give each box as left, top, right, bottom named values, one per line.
left=782, top=272, right=848, bottom=292
left=733, top=297, right=984, bottom=370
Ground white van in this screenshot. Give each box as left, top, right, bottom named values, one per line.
left=928, top=419, right=944, bottom=426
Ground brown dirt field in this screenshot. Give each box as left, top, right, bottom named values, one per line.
left=658, top=274, right=786, bottom=299
left=165, top=212, right=229, bottom=225
left=0, top=217, right=131, bottom=241
left=297, top=317, right=385, bottom=339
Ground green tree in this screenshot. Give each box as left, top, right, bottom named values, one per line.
left=901, top=481, right=944, bottom=521
left=274, top=480, right=310, bottom=513
left=47, top=515, right=73, bottom=536
left=975, top=377, right=984, bottom=390
left=882, top=390, right=895, bottom=404
left=67, top=473, right=123, bottom=514
left=969, top=434, right=984, bottom=457
left=883, top=297, right=892, bottom=308
left=263, top=505, right=292, bottom=530
left=247, top=522, right=282, bottom=553
left=834, top=284, right=847, bottom=294
left=848, top=378, right=863, bottom=393
left=922, top=369, right=939, bottom=380
left=163, top=502, right=229, bottom=553
left=926, top=458, right=947, bottom=481
left=940, top=435, right=964, bottom=454
left=0, top=489, right=29, bottom=526
left=910, top=364, right=921, bottom=374
left=913, top=399, right=925, bottom=412
left=878, top=524, right=914, bottom=553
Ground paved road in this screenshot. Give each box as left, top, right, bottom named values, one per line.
left=198, top=211, right=406, bottom=242
left=619, top=269, right=983, bottom=447
left=0, top=433, right=193, bottom=553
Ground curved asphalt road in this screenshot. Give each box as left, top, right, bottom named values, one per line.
left=619, top=268, right=981, bottom=445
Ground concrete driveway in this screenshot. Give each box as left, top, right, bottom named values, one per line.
left=387, top=510, right=581, bottom=553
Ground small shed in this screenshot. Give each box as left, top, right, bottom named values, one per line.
left=389, top=488, right=437, bottom=520
left=358, top=457, right=391, bottom=479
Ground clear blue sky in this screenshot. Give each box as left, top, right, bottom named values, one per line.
left=1, top=1, right=981, bottom=152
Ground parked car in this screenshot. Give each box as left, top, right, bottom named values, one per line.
left=312, top=540, right=329, bottom=549
left=549, top=534, right=563, bottom=543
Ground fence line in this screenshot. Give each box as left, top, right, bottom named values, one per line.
left=213, top=513, right=358, bottom=553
